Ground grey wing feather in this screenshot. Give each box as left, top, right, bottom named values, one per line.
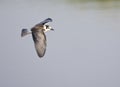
left=32, top=30, right=46, bottom=58
left=36, top=18, right=52, bottom=26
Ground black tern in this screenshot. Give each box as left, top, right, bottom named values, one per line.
left=21, top=18, right=54, bottom=58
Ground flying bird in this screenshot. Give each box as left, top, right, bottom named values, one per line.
left=21, top=18, right=54, bottom=58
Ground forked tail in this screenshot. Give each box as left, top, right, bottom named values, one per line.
left=21, top=29, right=31, bottom=37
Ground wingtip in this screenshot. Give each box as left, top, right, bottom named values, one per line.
left=46, top=18, right=53, bottom=22
left=37, top=52, right=45, bottom=58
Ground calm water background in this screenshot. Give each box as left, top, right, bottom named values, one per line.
left=0, top=0, right=120, bottom=87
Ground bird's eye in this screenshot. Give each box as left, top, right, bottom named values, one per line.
left=46, top=25, right=49, bottom=29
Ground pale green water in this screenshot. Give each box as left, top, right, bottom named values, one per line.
left=0, top=0, right=120, bottom=87
left=68, top=0, right=120, bottom=9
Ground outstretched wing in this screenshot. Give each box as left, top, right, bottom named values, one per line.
left=32, top=30, right=47, bottom=58
left=36, top=18, right=52, bottom=26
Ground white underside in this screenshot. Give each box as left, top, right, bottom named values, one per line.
left=43, top=25, right=51, bottom=32
left=44, top=29, right=50, bottom=32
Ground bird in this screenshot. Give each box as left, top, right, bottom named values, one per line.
left=21, top=18, right=54, bottom=58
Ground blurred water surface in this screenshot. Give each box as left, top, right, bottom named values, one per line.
left=69, top=0, right=120, bottom=9
left=0, top=0, right=120, bottom=87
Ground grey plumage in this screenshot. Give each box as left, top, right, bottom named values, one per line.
left=21, top=18, right=53, bottom=58
left=21, top=29, right=31, bottom=37
left=37, top=18, right=52, bottom=25
left=31, top=27, right=46, bottom=57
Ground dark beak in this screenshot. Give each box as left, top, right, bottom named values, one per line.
left=51, top=28, right=54, bottom=31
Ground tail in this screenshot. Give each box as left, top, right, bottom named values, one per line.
left=21, top=29, right=31, bottom=37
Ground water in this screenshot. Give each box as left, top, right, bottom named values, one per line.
left=0, top=0, right=120, bottom=87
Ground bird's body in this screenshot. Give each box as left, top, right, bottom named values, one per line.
left=21, top=18, right=54, bottom=58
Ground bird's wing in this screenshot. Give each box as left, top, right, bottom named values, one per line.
left=36, top=18, right=52, bottom=26
left=32, top=30, right=46, bottom=58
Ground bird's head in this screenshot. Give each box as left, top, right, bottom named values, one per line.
left=44, top=25, right=54, bottom=32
